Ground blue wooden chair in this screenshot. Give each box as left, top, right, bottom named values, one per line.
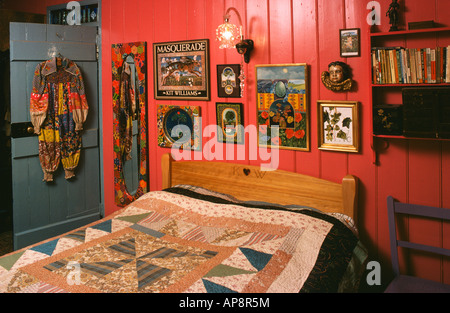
left=385, top=196, right=450, bottom=293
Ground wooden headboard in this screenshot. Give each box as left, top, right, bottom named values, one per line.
left=161, top=153, right=359, bottom=221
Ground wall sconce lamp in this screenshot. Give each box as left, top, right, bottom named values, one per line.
left=216, top=7, right=253, bottom=63
left=216, top=7, right=253, bottom=96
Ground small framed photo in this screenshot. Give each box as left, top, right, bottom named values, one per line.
left=216, top=102, right=244, bottom=144
left=340, top=28, right=360, bottom=57
left=217, top=64, right=241, bottom=98
left=153, top=39, right=210, bottom=100
left=318, top=100, right=359, bottom=153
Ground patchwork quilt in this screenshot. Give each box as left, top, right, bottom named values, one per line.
left=0, top=186, right=367, bottom=293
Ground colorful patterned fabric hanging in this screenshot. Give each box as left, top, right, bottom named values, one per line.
left=30, top=56, right=88, bottom=181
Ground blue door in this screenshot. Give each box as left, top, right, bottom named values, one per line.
left=9, top=22, right=102, bottom=250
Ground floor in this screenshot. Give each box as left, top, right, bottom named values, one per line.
left=0, top=49, right=13, bottom=257
left=0, top=205, right=12, bottom=256
left=0, top=230, right=13, bottom=257
left=0, top=136, right=13, bottom=257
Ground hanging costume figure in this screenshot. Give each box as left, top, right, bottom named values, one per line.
left=30, top=56, right=88, bottom=182
left=117, top=59, right=136, bottom=164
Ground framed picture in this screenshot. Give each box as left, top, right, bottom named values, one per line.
left=340, top=28, right=360, bottom=57
left=157, top=105, right=201, bottom=151
left=256, top=63, right=309, bottom=151
left=317, top=100, right=359, bottom=153
left=217, top=64, right=241, bottom=98
left=216, top=102, right=244, bottom=144
left=153, top=39, right=210, bottom=100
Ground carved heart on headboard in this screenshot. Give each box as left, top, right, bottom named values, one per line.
left=243, top=168, right=250, bottom=176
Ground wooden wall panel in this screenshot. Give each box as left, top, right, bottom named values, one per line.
left=100, top=0, right=112, bottom=216
left=317, top=0, right=348, bottom=183
left=443, top=143, right=450, bottom=284
left=247, top=0, right=269, bottom=168
left=292, top=0, right=320, bottom=177
left=344, top=0, right=377, bottom=253
left=408, top=141, right=442, bottom=280
left=267, top=0, right=295, bottom=172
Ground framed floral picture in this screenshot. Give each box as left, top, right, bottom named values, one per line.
left=216, top=102, right=244, bottom=144
left=317, top=100, right=359, bottom=153
left=157, top=105, right=201, bottom=151
left=256, top=63, right=309, bottom=151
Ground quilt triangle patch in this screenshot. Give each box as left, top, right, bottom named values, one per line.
left=206, top=273, right=257, bottom=293
left=182, top=226, right=206, bottom=242
left=116, top=213, right=150, bottom=224
left=136, top=260, right=171, bottom=290
left=138, top=219, right=171, bottom=232
left=85, top=260, right=137, bottom=293
left=64, top=229, right=86, bottom=242
left=0, top=251, right=25, bottom=271
left=183, top=278, right=207, bottom=292
left=239, top=247, right=272, bottom=271
left=111, top=218, right=134, bottom=232
left=202, top=278, right=238, bottom=293
left=139, top=211, right=170, bottom=224
left=19, top=281, right=67, bottom=293
left=90, top=220, right=112, bottom=233
left=140, top=247, right=189, bottom=259
left=222, top=249, right=258, bottom=272
left=52, top=237, right=82, bottom=255
left=108, top=238, right=136, bottom=257
left=202, top=226, right=225, bottom=243
left=9, top=249, right=48, bottom=270
left=204, top=264, right=256, bottom=278
left=30, top=239, right=59, bottom=256
left=80, top=258, right=134, bottom=278
left=176, top=220, right=197, bottom=235
left=85, top=227, right=109, bottom=242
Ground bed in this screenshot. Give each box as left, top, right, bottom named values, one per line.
left=0, top=153, right=367, bottom=293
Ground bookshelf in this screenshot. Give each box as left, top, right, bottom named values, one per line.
left=369, top=26, right=450, bottom=164
left=47, top=0, right=100, bottom=26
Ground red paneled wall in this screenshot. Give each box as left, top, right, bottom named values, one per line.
left=5, top=0, right=450, bottom=289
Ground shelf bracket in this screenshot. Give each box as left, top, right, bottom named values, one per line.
left=371, top=137, right=390, bottom=165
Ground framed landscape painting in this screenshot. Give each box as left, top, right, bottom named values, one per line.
left=256, top=63, right=309, bottom=151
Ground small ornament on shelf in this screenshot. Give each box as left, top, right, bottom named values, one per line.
left=386, top=0, right=400, bottom=32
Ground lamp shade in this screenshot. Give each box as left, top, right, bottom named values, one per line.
left=216, top=19, right=241, bottom=49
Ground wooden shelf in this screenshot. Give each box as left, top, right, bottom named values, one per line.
left=373, top=134, right=450, bottom=141
left=372, top=83, right=450, bottom=87
left=370, top=26, right=450, bottom=37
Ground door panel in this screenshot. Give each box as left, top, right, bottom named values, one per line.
left=10, top=22, right=101, bottom=250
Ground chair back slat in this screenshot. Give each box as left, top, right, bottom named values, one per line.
left=387, top=196, right=450, bottom=277
left=397, top=240, right=450, bottom=257
left=394, top=202, right=450, bottom=221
